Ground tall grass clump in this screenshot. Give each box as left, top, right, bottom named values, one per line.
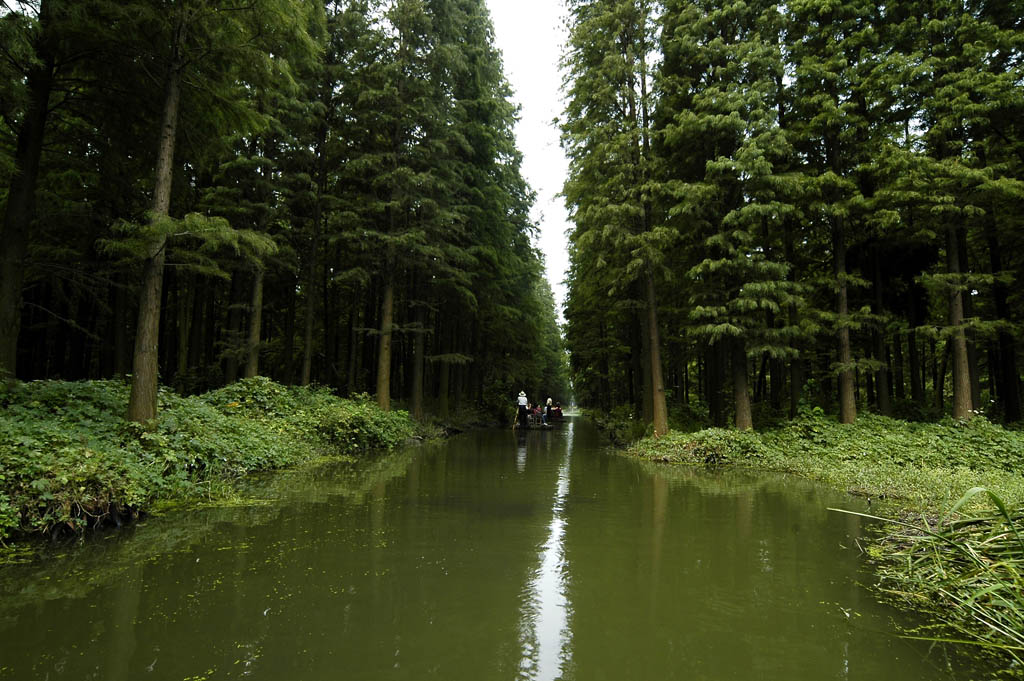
left=840, top=488, right=1024, bottom=671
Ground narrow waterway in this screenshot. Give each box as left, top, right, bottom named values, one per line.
left=0, top=417, right=981, bottom=680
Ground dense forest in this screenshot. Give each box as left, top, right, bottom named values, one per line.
left=561, top=0, right=1024, bottom=433
left=0, top=0, right=569, bottom=421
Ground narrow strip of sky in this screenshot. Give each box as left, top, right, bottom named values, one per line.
left=486, top=0, right=571, bottom=322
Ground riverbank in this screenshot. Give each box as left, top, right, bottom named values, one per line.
left=625, top=412, right=1024, bottom=674
left=0, top=377, right=419, bottom=543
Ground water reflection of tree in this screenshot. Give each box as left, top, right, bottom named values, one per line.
left=559, top=455, right=964, bottom=679
left=0, top=448, right=418, bottom=622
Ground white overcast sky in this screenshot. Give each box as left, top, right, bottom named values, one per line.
left=485, top=0, right=571, bottom=322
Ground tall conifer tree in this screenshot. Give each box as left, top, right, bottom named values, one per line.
left=658, top=0, right=801, bottom=430
left=562, top=0, right=669, bottom=435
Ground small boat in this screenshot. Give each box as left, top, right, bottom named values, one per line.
left=515, top=414, right=555, bottom=430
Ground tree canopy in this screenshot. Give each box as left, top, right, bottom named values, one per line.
left=562, top=0, right=1024, bottom=429
left=0, top=0, right=569, bottom=421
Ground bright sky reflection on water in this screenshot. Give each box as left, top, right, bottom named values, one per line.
left=518, top=420, right=574, bottom=680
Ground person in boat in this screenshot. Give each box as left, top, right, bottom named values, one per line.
left=552, top=402, right=563, bottom=418
left=545, top=397, right=553, bottom=421
left=530, top=403, right=546, bottom=425
left=516, top=391, right=529, bottom=427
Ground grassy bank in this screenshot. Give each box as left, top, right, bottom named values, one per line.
left=626, top=412, right=1024, bottom=673
left=629, top=413, right=1024, bottom=512
left=0, top=377, right=417, bottom=543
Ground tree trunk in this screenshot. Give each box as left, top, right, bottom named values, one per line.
left=754, top=354, right=767, bottom=403
left=300, top=257, right=316, bottom=385
left=627, top=307, right=639, bottom=412
left=187, top=282, right=206, bottom=372
left=438, top=357, right=450, bottom=420
left=789, top=358, right=804, bottom=418
left=893, top=331, right=906, bottom=400
left=128, top=50, right=182, bottom=423
left=946, top=225, right=972, bottom=419
left=640, top=307, right=653, bottom=423
left=937, top=341, right=949, bottom=411
left=347, top=304, right=360, bottom=395
left=872, top=250, right=892, bottom=416
left=301, top=117, right=328, bottom=386
left=732, top=338, right=752, bottom=430
left=114, top=283, right=130, bottom=379
left=0, top=21, right=54, bottom=380
left=244, top=266, right=264, bottom=378
left=909, top=329, right=923, bottom=404
left=175, top=275, right=193, bottom=383
left=411, top=305, right=425, bottom=421
left=683, top=360, right=690, bottom=406
left=645, top=273, right=668, bottom=436
left=834, top=222, right=856, bottom=424
left=203, top=284, right=218, bottom=369
left=322, top=253, right=333, bottom=384
left=956, top=228, right=981, bottom=411
left=599, top=323, right=611, bottom=412
left=770, top=357, right=783, bottom=412
left=282, top=281, right=296, bottom=384
left=783, top=220, right=802, bottom=417
left=223, top=270, right=245, bottom=385
left=376, top=277, right=394, bottom=411
left=708, top=342, right=726, bottom=427
left=453, top=357, right=464, bottom=415
left=159, top=270, right=174, bottom=380
left=985, top=212, right=1021, bottom=421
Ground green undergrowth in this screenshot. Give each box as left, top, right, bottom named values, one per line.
left=0, top=377, right=417, bottom=543
left=628, top=412, right=1024, bottom=513
left=627, top=412, right=1024, bottom=674
left=585, top=406, right=653, bottom=446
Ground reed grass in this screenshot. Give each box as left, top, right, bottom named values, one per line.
left=834, top=488, right=1024, bottom=670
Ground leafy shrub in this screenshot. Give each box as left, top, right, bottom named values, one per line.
left=588, top=405, right=650, bottom=446
left=628, top=412, right=1024, bottom=513
left=303, top=395, right=416, bottom=453
left=0, top=378, right=417, bottom=542
left=759, top=412, right=1024, bottom=473
left=202, top=376, right=308, bottom=419
left=631, top=428, right=763, bottom=464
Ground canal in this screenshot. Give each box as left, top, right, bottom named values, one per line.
left=0, top=416, right=980, bottom=679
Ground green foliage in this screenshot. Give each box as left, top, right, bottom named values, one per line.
left=0, top=378, right=416, bottom=543
left=563, top=0, right=1024, bottom=429
left=667, top=401, right=712, bottom=433
left=587, top=405, right=652, bottom=446
left=629, top=413, right=1024, bottom=512
left=1, top=0, right=560, bottom=428
left=850, top=488, right=1024, bottom=670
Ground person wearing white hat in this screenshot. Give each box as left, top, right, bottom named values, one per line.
left=516, top=390, right=529, bottom=428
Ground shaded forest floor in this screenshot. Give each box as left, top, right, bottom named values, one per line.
left=0, top=377, right=424, bottom=544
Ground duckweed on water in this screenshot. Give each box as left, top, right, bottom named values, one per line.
left=0, top=377, right=417, bottom=543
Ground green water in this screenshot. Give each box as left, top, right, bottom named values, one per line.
left=0, top=417, right=984, bottom=680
